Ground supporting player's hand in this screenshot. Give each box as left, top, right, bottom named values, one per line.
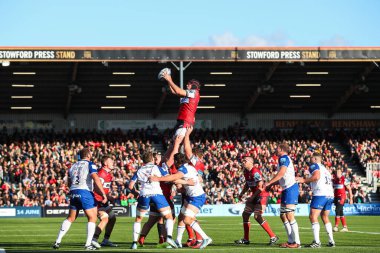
left=186, top=178, right=195, bottom=186
left=296, top=177, right=305, bottom=183
left=149, top=176, right=159, bottom=182
left=185, top=126, right=194, bottom=136
left=175, top=134, right=185, bottom=144
left=349, top=198, right=353, bottom=204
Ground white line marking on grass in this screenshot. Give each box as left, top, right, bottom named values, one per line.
left=348, top=230, right=380, bottom=235
left=299, top=227, right=380, bottom=235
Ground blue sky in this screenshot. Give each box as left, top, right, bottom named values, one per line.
left=1, top=0, right=379, bottom=46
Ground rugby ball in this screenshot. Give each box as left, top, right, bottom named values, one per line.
left=158, top=68, right=171, bottom=81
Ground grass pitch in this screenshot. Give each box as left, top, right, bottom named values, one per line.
left=0, top=216, right=380, bottom=252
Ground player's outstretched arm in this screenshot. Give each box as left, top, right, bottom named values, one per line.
left=266, top=166, right=286, bottom=189
left=163, top=72, right=186, bottom=97
left=174, top=178, right=195, bottom=186
left=166, top=135, right=184, bottom=167
left=297, top=170, right=320, bottom=184
left=150, top=172, right=184, bottom=182
left=184, top=126, right=194, bottom=159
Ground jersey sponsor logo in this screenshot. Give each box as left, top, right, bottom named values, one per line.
left=180, top=97, right=189, bottom=104
left=186, top=90, right=196, bottom=98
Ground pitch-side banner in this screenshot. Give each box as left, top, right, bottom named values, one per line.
left=43, top=206, right=130, bottom=217
left=0, top=207, right=41, bottom=218
left=131, top=203, right=380, bottom=217
left=97, top=120, right=212, bottom=131
left=1, top=47, right=380, bottom=61
left=330, top=204, right=380, bottom=216
left=131, top=204, right=309, bottom=217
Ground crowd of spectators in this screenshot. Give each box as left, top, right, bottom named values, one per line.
left=345, top=129, right=380, bottom=187
left=171, top=126, right=353, bottom=205
left=345, top=129, right=379, bottom=163
left=0, top=128, right=153, bottom=208
left=0, top=125, right=376, bottom=208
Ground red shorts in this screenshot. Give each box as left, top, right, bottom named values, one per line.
left=334, top=196, right=346, bottom=205
left=249, top=195, right=269, bottom=206
left=245, top=195, right=269, bottom=214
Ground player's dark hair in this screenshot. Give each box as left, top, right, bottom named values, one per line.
left=174, top=153, right=188, bottom=167
left=153, top=152, right=161, bottom=158
left=101, top=155, right=113, bottom=166
left=188, top=79, right=201, bottom=90
left=278, top=142, right=290, bottom=153
left=313, top=152, right=322, bottom=158
left=193, top=148, right=203, bottom=158
left=79, top=148, right=91, bottom=160
left=142, top=151, right=154, bottom=163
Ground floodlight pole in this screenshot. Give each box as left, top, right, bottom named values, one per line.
left=171, top=61, right=192, bottom=89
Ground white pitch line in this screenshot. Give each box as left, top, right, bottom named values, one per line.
left=299, top=226, right=380, bottom=235
left=347, top=230, right=380, bottom=235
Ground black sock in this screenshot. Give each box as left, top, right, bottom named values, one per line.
left=93, top=226, right=102, bottom=241
left=104, top=216, right=116, bottom=241
left=157, top=223, right=165, bottom=237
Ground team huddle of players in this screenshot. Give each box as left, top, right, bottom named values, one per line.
left=51, top=70, right=353, bottom=250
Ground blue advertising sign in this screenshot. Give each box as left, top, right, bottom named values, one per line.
left=0, top=207, right=41, bottom=218
left=131, top=203, right=380, bottom=217
left=331, top=204, right=380, bottom=216
left=131, top=204, right=310, bottom=217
